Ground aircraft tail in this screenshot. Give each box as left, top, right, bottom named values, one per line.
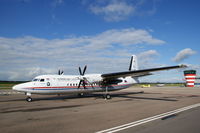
left=129, top=55, right=138, bottom=71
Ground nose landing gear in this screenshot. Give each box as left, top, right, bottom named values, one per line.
left=26, top=97, right=33, bottom=102
left=25, top=92, right=32, bottom=102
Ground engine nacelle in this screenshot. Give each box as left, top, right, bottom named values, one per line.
left=104, top=79, right=123, bottom=84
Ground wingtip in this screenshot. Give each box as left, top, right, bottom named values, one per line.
left=179, top=64, right=187, bottom=68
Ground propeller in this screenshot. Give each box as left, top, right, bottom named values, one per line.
left=78, top=65, right=87, bottom=89
left=58, top=70, right=64, bottom=75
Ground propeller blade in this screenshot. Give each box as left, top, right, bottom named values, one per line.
left=78, top=80, right=82, bottom=88
left=61, top=70, right=64, bottom=75
left=82, top=81, right=86, bottom=89
left=78, top=65, right=87, bottom=89
left=82, top=65, right=87, bottom=75
left=79, top=67, right=82, bottom=75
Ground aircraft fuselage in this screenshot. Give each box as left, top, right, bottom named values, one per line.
left=13, top=74, right=138, bottom=95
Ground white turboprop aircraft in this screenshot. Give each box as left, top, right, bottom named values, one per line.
left=13, top=55, right=186, bottom=102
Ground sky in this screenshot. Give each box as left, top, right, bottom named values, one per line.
left=0, top=0, right=199, bottom=82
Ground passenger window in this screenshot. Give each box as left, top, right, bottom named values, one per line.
left=40, top=79, right=45, bottom=82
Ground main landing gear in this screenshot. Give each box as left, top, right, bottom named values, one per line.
left=104, top=94, right=111, bottom=100
left=104, top=86, right=111, bottom=100
left=25, top=92, right=32, bottom=102
left=78, top=93, right=84, bottom=97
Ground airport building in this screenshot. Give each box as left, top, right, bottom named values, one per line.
left=184, top=70, right=196, bottom=87
left=195, top=77, right=200, bottom=87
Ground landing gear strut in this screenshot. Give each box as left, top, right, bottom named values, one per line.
left=104, top=86, right=111, bottom=100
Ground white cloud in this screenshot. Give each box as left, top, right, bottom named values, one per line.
left=136, top=49, right=185, bottom=83
left=182, top=64, right=200, bottom=74
left=7, top=67, right=55, bottom=81
left=138, top=50, right=159, bottom=58
left=172, top=48, right=197, bottom=62
left=88, top=0, right=159, bottom=22
left=90, top=1, right=134, bottom=22
left=137, top=50, right=160, bottom=69
left=0, top=28, right=165, bottom=80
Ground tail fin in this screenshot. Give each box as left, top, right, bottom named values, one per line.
left=129, top=55, right=138, bottom=71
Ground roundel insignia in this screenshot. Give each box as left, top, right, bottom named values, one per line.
left=47, top=82, right=50, bottom=86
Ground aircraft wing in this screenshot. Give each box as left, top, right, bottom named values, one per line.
left=101, top=64, right=187, bottom=79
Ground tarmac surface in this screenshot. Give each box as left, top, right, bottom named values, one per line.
left=1, top=86, right=200, bottom=133
left=118, top=106, right=200, bottom=133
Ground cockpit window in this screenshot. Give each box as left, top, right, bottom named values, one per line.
left=40, top=79, right=45, bottom=82
left=33, top=78, right=39, bottom=81
left=32, top=78, right=46, bottom=82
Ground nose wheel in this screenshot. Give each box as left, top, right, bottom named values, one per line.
left=26, top=97, right=32, bottom=102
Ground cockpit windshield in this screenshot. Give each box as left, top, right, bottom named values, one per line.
left=32, top=78, right=39, bottom=81
left=32, top=78, right=45, bottom=82
left=40, top=79, right=45, bottom=82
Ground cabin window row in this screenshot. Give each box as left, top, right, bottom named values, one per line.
left=67, top=83, right=98, bottom=86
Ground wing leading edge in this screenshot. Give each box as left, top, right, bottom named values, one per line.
left=101, top=64, right=187, bottom=79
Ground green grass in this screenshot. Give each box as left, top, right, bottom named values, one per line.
left=138, top=83, right=185, bottom=87
left=0, top=81, right=26, bottom=89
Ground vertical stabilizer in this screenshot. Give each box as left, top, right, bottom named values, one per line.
left=129, top=55, right=138, bottom=71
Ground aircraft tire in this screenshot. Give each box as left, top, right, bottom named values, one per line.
left=105, top=94, right=111, bottom=100
left=26, top=97, right=32, bottom=102
left=78, top=93, right=84, bottom=97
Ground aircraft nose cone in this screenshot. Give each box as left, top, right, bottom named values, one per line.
left=12, top=82, right=32, bottom=92
left=12, top=85, right=18, bottom=90
left=12, top=84, right=23, bottom=91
